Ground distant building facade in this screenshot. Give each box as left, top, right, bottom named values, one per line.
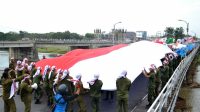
left=136, top=31, right=147, bottom=39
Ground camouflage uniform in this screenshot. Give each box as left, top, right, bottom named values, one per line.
left=89, top=79, right=103, bottom=112
left=20, top=80, right=33, bottom=112
left=116, top=77, right=131, bottom=112
left=2, top=70, right=25, bottom=112
left=75, top=80, right=87, bottom=112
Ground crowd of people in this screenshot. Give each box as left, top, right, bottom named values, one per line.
left=142, top=53, right=182, bottom=108
left=1, top=57, right=132, bottom=112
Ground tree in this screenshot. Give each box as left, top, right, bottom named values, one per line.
left=174, top=27, right=185, bottom=40
left=164, top=27, right=174, bottom=37
left=85, top=33, right=95, bottom=39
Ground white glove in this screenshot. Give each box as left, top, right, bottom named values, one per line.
left=31, top=83, right=38, bottom=89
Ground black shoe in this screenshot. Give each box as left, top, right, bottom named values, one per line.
left=145, top=104, right=151, bottom=109
left=35, top=100, right=41, bottom=104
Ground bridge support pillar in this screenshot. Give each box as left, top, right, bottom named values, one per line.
left=9, top=47, right=14, bottom=61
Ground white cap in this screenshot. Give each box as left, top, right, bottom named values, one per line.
left=118, top=70, right=127, bottom=78
left=51, top=66, right=56, bottom=70
left=17, top=60, right=21, bottom=65
left=76, top=73, right=82, bottom=80
left=94, top=74, right=99, bottom=80
left=61, top=69, right=69, bottom=80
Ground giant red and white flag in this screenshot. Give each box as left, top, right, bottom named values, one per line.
left=36, top=40, right=174, bottom=90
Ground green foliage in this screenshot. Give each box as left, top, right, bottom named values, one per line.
left=0, top=30, right=84, bottom=41
left=174, top=27, right=185, bottom=39
left=164, top=27, right=185, bottom=41
left=37, top=47, right=69, bottom=54
left=164, top=27, right=174, bottom=37
left=85, top=33, right=95, bottom=39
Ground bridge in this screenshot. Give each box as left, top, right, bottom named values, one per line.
left=0, top=39, right=133, bottom=61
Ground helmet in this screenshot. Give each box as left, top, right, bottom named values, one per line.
left=58, top=84, right=68, bottom=94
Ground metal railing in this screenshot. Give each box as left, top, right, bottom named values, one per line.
left=147, top=44, right=199, bottom=112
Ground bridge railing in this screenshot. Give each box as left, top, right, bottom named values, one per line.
left=147, top=44, right=199, bottom=112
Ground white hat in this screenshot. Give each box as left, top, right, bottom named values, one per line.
left=17, top=60, right=21, bottom=65
left=51, top=66, right=56, bottom=70
left=76, top=73, right=82, bottom=80
left=118, top=70, right=127, bottom=78
left=94, top=74, right=99, bottom=80
left=61, top=69, right=69, bottom=80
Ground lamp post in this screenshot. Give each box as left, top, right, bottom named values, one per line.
left=178, top=19, right=189, bottom=36
left=113, top=21, right=122, bottom=45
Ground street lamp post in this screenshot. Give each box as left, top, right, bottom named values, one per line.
left=113, top=21, right=122, bottom=45
left=178, top=19, right=189, bottom=36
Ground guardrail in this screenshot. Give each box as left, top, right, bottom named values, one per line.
left=147, top=44, right=199, bottom=112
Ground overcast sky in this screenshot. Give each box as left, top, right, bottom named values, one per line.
left=0, top=0, right=199, bottom=37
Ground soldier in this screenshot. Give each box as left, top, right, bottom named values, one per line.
left=154, top=65, right=162, bottom=97
left=9, top=57, right=15, bottom=70
left=1, top=68, right=27, bottom=112
left=33, top=67, right=43, bottom=104
left=30, top=62, right=36, bottom=81
left=43, top=65, right=51, bottom=106
left=143, top=66, right=156, bottom=108
left=116, top=70, right=131, bottom=112
left=20, top=76, right=38, bottom=112
left=48, top=66, right=57, bottom=106
left=22, top=58, right=29, bottom=67
left=88, top=74, right=103, bottom=112
left=74, top=74, right=87, bottom=112
left=15, top=60, right=25, bottom=95
left=56, top=69, right=75, bottom=112
left=160, top=60, right=170, bottom=89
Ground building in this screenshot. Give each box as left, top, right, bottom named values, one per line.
left=136, top=31, right=147, bottom=39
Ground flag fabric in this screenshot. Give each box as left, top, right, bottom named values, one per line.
left=36, top=40, right=175, bottom=90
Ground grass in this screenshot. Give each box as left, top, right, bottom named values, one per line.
left=37, top=47, right=69, bottom=54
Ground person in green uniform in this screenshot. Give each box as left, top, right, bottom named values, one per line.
left=15, top=60, right=24, bottom=95
left=48, top=66, right=57, bottom=106
left=154, top=65, right=161, bottom=97
left=57, top=69, right=75, bottom=112
left=74, top=74, right=87, bottom=112
left=9, top=57, right=15, bottom=70
left=87, top=74, right=103, bottom=112
left=1, top=68, right=27, bottom=112
left=160, top=60, right=170, bottom=89
left=20, top=76, right=38, bottom=112
left=33, top=67, right=43, bottom=104
left=116, top=70, right=131, bottom=112
left=43, top=65, right=51, bottom=106
left=143, top=66, right=156, bottom=108
left=30, top=62, right=36, bottom=81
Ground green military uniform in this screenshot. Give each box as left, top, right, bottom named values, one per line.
left=59, top=75, right=75, bottom=112
left=75, top=80, right=87, bottom=112
left=168, top=60, right=174, bottom=77
left=16, top=66, right=24, bottom=95
left=147, top=72, right=156, bottom=106
left=44, top=71, right=51, bottom=106
left=155, top=69, right=161, bottom=97
left=89, top=79, right=103, bottom=112
left=20, top=81, right=33, bottom=112
left=9, top=61, right=15, bottom=70
left=33, top=74, right=43, bottom=104
left=161, top=65, right=169, bottom=89
left=116, top=77, right=131, bottom=112
left=48, top=71, right=56, bottom=105
left=30, top=68, right=37, bottom=81
left=2, top=71, right=25, bottom=112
